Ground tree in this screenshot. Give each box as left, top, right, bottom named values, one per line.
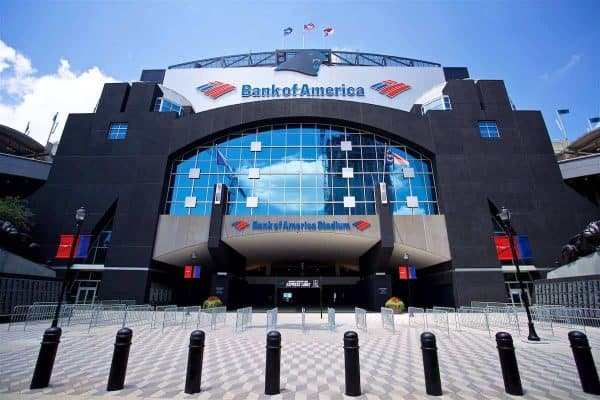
left=0, top=196, right=34, bottom=231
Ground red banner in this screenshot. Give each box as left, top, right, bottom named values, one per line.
left=494, top=236, right=520, bottom=261
left=398, top=265, right=408, bottom=280
left=184, top=265, right=193, bottom=279
left=56, top=235, right=74, bottom=259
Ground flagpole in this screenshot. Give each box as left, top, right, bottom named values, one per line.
left=302, top=32, right=305, bottom=49
left=556, top=110, right=568, bottom=142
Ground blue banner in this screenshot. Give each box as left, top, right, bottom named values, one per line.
left=75, top=235, right=91, bottom=258
left=516, top=235, right=533, bottom=260
left=193, top=265, right=202, bottom=279
left=409, top=266, right=417, bottom=280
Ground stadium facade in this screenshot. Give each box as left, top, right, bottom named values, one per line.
left=28, top=49, right=599, bottom=309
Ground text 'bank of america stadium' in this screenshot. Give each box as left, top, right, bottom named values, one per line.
left=27, top=49, right=598, bottom=310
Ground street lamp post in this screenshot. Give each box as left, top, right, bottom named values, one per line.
left=51, top=206, right=87, bottom=328
left=497, top=206, right=540, bottom=341
left=403, top=252, right=412, bottom=307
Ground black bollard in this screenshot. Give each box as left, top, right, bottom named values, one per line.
left=265, top=331, right=281, bottom=395
left=30, top=327, right=62, bottom=389
left=107, top=327, right=133, bottom=391
left=568, top=331, right=600, bottom=395
left=420, top=332, right=443, bottom=396
left=344, top=331, right=361, bottom=396
left=184, top=330, right=206, bottom=394
left=495, top=332, right=523, bottom=395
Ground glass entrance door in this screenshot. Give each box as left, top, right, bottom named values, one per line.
left=76, top=287, right=96, bottom=304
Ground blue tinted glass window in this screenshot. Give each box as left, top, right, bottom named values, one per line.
left=154, top=98, right=183, bottom=116
left=165, top=123, right=438, bottom=216
left=479, top=121, right=500, bottom=138
left=108, top=123, right=128, bottom=140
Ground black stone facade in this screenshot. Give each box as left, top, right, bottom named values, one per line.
left=28, top=78, right=599, bottom=308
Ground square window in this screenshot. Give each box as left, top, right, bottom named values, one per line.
left=246, top=196, right=258, bottom=208
left=250, top=141, right=262, bottom=152
left=108, top=123, right=128, bottom=140
left=188, top=168, right=201, bottom=179
left=403, top=167, right=415, bottom=178
left=344, top=196, right=356, bottom=208
left=248, top=168, right=260, bottom=179
left=340, top=140, right=352, bottom=151
left=478, top=121, right=500, bottom=138
left=184, top=196, right=197, bottom=208
left=406, top=196, right=419, bottom=208
left=342, top=167, right=354, bottom=178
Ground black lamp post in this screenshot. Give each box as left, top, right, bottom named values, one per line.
left=497, top=206, right=540, bottom=341
left=51, top=206, right=87, bottom=328
left=403, top=252, right=412, bottom=307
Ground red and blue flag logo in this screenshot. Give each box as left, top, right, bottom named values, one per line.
left=353, top=220, right=371, bottom=231
left=370, top=80, right=411, bottom=98
left=232, top=220, right=250, bottom=231
left=197, top=81, right=236, bottom=99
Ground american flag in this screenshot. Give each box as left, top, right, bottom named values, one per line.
left=386, top=150, right=410, bottom=167
left=370, top=80, right=412, bottom=98
left=304, top=22, right=315, bottom=32
left=323, top=27, right=334, bottom=36
left=197, top=81, right=236, bottom=99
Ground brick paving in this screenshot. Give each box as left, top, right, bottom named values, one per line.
left=1, top=312, right=599, bottom=399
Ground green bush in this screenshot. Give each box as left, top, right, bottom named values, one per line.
left=384, top=297, right=406, bottom=314
left=203, top=295, right=223, bottom=309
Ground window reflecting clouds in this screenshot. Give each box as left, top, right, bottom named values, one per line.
left=165, top=123, right=438, bottom=216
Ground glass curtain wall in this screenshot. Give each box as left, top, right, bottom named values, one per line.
left=165, top=123, right=438, bottom=216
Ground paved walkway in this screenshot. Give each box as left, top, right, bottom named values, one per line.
left=1, top=312, right=599, bottom=399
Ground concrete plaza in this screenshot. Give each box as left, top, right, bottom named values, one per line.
left=1, top=311, right=599, bottom=399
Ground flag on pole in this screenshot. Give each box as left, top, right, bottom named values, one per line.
left=283, top=27, right=293, bottom=36
left=52, top=112, right=59, bottom=122
left=24, top=121, right=30, bottom=135
left=589, top=117, right=600, bottom=130
left=323, top=27, right=334, bottom=36
left=215, top=148, right=233, bottom=172
left=386, top=149, right=410, bottom=167
left=304, top=22, right=315, bottom=32
left=557, top=109, right=570, bottom=115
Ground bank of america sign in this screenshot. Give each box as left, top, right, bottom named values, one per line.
left=232, top=220, right=371, bottom=232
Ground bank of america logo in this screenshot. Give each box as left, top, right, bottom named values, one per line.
left=232, top=220, right=250, bottom=231
left=353, top=220, right=371, bottom=231
left=370, top=80, right=411, bottom=98
left=197, top=81, right=236, bottom=99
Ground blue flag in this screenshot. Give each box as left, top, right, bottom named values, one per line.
left=557, top=109, right=570, bottom=115
left=589, top=117, right=600, bottom=124
left=283, top=27, right=293, bottom=36
left=75, top=235, right=91, bottom=258
left=215, top=148, right=233, bottom=172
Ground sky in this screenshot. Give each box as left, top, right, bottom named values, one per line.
left=1, top=0, right=599, bottom=146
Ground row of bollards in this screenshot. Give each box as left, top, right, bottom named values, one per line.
left=29, top=326, right=600, bottom=396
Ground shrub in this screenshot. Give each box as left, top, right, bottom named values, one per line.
left=384, top=296, right=405, bottom=314
left=203, top=296, right=223, bottom=309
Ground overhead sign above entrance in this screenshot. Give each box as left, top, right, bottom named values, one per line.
left=162, top=65, right=445, bottom=114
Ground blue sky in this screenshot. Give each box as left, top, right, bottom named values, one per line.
left=1, top=0, right=599, bottom=143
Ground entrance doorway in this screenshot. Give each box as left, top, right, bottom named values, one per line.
left=509, top=288, right=531, bottom=306
left=277, top=288, right=320, bottom=310
left=76, top=286, right=96, bottom=304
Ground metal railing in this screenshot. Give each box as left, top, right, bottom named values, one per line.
left=408, top=307, right=427, bottom=329
left=426, top=308, right=450, bottom=334
left=152, top=304, right=176, bottom=328
left=235, top=307, right=252, bottom=332
left=161, top=306, right=184, bottom=332
left=123, top=305, right=155, bottom=328
left=433, top=306, right=459, bottom=330
left=61, top=304, right=97, bottom=327
left=266, top=308, right=278, bottom=330
left=327, top=307, right=336, bottom=331
left=354, top=307, right=367, bottom=332
left=380, top=307, right=395, bottom=333
left=457, top=306, right=491, bottom=337
left=88, top=305, right=126, bottom=332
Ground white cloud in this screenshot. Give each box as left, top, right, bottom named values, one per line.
left=0, top=40, right=117, bottom=146
left=541, top=53, right=582, bottom=80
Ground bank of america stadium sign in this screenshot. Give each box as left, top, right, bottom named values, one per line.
left=198, top=81, right=412, bottom=100
left=231, top=220, right=371, bottom=232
